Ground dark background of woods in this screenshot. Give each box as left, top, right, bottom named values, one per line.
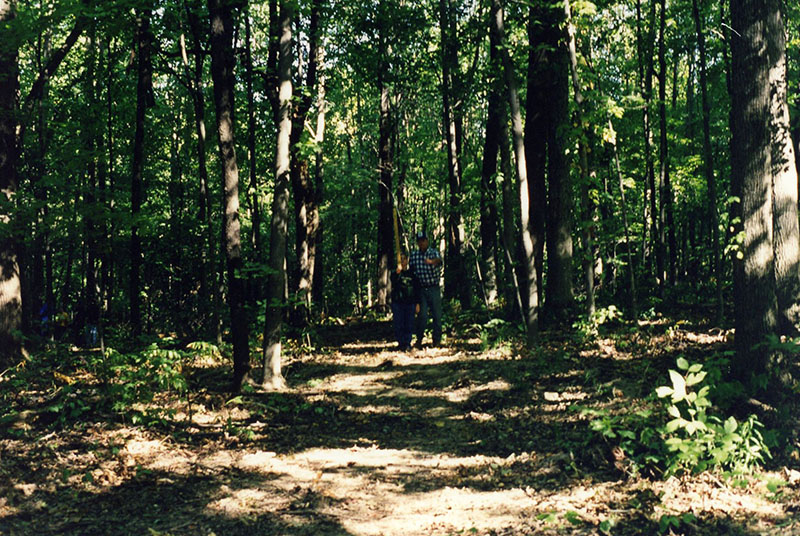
left=1, top=0, right=800, bottom=391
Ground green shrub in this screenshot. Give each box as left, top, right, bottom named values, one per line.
left=656, top=357, right=770, bottom=476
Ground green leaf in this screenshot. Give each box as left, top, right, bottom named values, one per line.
left=665, top=418, right=683, bottom=433
left=686, top=371, right=707, bottom=386
left=676, top=357, right=690, bottom=370
left=688, top=363, right=703, bottom=373
left=564, top=511, right=582, bottom=525
left=669, top=370, right=687, bottom=402
left=656, top=386, right=673, bottom=398
left=724, top=416, right=738, bottom=434
left=668, top=405, right=681, bottom=418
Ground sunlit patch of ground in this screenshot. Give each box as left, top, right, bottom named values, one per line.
left=3, top=318, right=800, bottom=535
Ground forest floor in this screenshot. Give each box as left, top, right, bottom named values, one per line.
left=2, top=311, right=800, bottom=535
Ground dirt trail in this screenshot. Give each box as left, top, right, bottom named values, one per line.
left=1, top=319, right=798, bottom=535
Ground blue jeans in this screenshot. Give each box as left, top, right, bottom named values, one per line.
left=391, top=302, right=415, bottom=349
left=416, top=286, right=442, bottom=345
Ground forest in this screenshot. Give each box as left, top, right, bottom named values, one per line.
left=2, top=0, right=800, bottom=534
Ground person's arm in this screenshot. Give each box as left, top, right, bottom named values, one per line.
left=425, top=250, right=442, bottom=266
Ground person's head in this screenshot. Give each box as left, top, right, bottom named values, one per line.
left=416, top=231, right=429, bottom=251
left=399, top=252, right=409, bottom=269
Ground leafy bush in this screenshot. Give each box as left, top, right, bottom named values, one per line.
left=656, top=357, right=770, bottom=476
left=573, top=305, right=623, bottom=339
left=470, top=318, right=523, bottom=350
left=583, top=356, right=771, bottom=478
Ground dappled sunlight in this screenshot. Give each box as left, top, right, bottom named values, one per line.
left=4, top=317, right=800, bottom=535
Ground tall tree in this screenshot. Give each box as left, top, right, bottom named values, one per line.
left=657, top=0, right=676, bottom=285
left=544, top=1, right=575, bottom=319
left=439, top=0, right=470, bottom=309
left=564, top=0, right=593, bottom=316
left=290, top=0, right=323, bottom=318
left=636, top=0, right=661, bottom=285
left=207, top=0, right=250, bottom=390
left=130, top=4, right=153, bottom=337
left=478, top=11, right=502, bottom=306
left=182, top=0, right=220, bottom=340
left=767, top=3, right=800, bottom=335
left=524, top=2, right=548, bottom=308
left=729, top=0, right=796, bottom=377
left=375, top=12, right=393, bottom=311
left=493, top=0, right=538, bottom=344
left=0, top=0, right=22, bottom=365
left=691, top=0, right=722, bottom=321
left=262, top=0, right=293, bottom=390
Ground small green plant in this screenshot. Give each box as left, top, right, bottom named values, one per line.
left=658, top=512, right=696, bottom=534
left=573, top=305, right=622, bottom=339
left=471, top=317, right=522, bottom=350
left=656, top=357, right=770, bottom=476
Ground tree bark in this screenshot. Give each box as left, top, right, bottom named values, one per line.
left=290, top=0, right=322, bottom=318
left=439, top=0, right=470, bottom=309
left=376, top=19, right=393, bottom=311
left=729, top=0, right=780, bottom=377
left=564, top=0, right=595, bottom=317
left=692, top=0, right=722, bottom=322
left=130, top=5, right=153, bottom=337
left=244, top=10, right=262, bottom=259
left=262, top=0, right=293, bottom=390
left=657, top=0, right=676, bottom=286
left=767, top=2, right=800, bottom=335
left=544, top=1, right=574, bottom=318
left=524, top=3, right=547, bottom=310
left=479, top=17, right=502, bottom=307
left=207, top=0, right=250, bottom=390
left=636, top=0, right=661, bottom=285
left=0, top=0, right=22, bottom=365
left=493, top=0, right=538, bottom=344
left=182, top=0, right=220, bottom=340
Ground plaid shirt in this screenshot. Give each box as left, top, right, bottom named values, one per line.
left=409, top=247, right=441, bottom=287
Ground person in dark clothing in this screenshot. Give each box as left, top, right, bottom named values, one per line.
left=391, top=253, right=419, bottom=351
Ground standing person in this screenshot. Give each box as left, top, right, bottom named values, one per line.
left=391, top=252, right=419, bottom=351
left=409, top=231, right=443, bottom=347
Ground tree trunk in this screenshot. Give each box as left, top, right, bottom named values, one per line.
left=376, top=21, right=393, bottom=312
left=0, top=0, right=22, bottom=365
left=692, top=0, right=722, bottom=322
left=479, top=18, right=502, bottom=307
left=524, top=3, right=547, bottom=310
left=290, top=0, right=322, bottom=319
left=262, top=0, right=293, bottom=390
left=244, top=10, right=262, bottom=260
left=311, top=55, right=326, bottom=310
left=207, top=0, right=250, bottom=390
left=84, top=20, right=100, bottom=335
left=439, top=0, right=470, bottom=309
left=130, top=5, right=153, bottom=338
left=657, top=0, right=676, bottom=286
left=545, top=1, right=574, bottom=318
left=611, top=120, right=638, bottom=318
left=636, top=0, right=661, bottom=286
left=493, top=0, right=538, bottom=344
left=565, top=0, right=596, bottom=317
left=182, top=0, right=219, bottom=340
left=729, top=0, right=780, bottom=377
left=767, top=3, right=800, bottom=335
left=499, top=111, right=521, bottom=319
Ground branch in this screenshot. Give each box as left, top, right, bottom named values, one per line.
left=19, top=12, right=89, bottom=145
